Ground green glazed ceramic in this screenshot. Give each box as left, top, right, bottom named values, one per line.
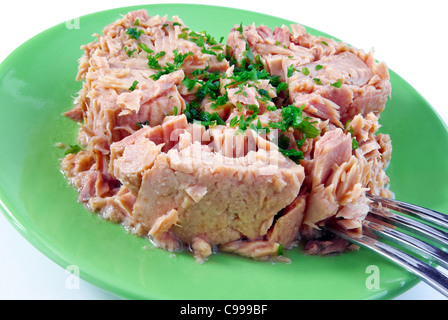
left=0, top=4, right=447, bottom=300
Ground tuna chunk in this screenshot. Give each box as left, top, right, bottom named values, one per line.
left=287, top=51, right=391, bottom=125
left=219, top=240, right=286, bottom=262
left=311, top=128, right=353, bottom=187
left=303, top=128, right=353, bottom=228
left=109, top=115, right=188, bottom=194
left=267, top=195, right=307, bottom=248
left=127, top=127, right=305, bottom=261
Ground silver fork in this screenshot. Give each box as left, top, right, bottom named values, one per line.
left=326, top=194, right=448, bottom=298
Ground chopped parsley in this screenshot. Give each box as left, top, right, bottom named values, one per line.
left=249, top=118, right=270, bottom=135
left=279, top=148, right=304, bottom=163
left=138, top=43, right=153, bottom=53
left=64, top=144, right=83, bottom=155
left=269, top=105, right=320, bottom=138
left=183, top=100, right=225, bottom=127
left=129, top=80, right=139, bottom=91
left=331, top=79, right=343, bottom=88
left=276, top=82, right=289, bottom=94
left=126, top=27, right=145, bottom=40
left=149, top=49, right=193, bottom=80
left=277, top=244, right=284, bottom=256
left=147, top=53, right=163, bottom=70
left=137, top=120, right=149, bottom=128
left=178, top=29, right=225, bottom=59
left=130, top=23, right=325, bottom=165
left=287, top=64, right=296, bottom=78
left=229, top=112, right=259, bottom=133
left=352, top=138, right=359, bottom=150
left=344, top=120, right=359, bottom=150
left=124, top=47, right=137, bottom=57
left=210, top=92, right=229, bottom=110
left=235, top=23, right=254, bottom=68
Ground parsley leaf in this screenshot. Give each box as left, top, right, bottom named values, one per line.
left=229, top=112, right=259, bottom=133
left=210, top=92, right=229, bottom=109
left=331, top=79, right=343, bottom=88
left=287, top=64, right=296, bottom=78
left=147, top=54, right=163, bottom=70
left=269, top=104, right=320, bottom=138
left=183, top=100, right=225, bottom=127
left=279, top=148, right=304, bottom=163
left=302, top=67, right=310, bottom=76
left=150, top=49, right=193, bottom=80
left=352, top=138, right=359, bottom=150
left=276, top=82, right=289, bottom=93
left=64, top=144, right=83, bottom=155
left=126, top=27, right=145, bottom=40
left=137, top=120, right=149, bottom=128
left=129, top=80, right=139, bottom=91
left=138, top=43, right=153, bottom=53
left=124, top=47, right=137, bottom=57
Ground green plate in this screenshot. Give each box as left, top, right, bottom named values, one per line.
left=1, top=4, right=447, bottom=300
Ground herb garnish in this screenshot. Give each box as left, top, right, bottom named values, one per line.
left=124, top=47, right=137, bottom=57
left=269, top=105, right=320, bottom=139
left=344, top=120, right=359, bottom=150
left=138, top=43, right=153, bottom=53
left=330, top=79, right=342, bottom=88
left=126, top=27, right=145, bottom=40
left=137, top=120, right=149, bottom=128
left=183, top=100, right=225, bottom=127
left=276, top=82, right=289, bottom=94
left=268, top=104, right=320, bottom=163
left=149, top=49, right=193, bottom=80
left=129, top=80, right=139, bottom=91
left=147, top=53, right=164, bottom=70
left=229, top=112, right=259, bottom=133
left=64, top=144, right=83, bottom=155
left=352, top=138, right=359, bottom=150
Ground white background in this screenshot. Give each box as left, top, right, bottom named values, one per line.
left=0, top=0, right=447, bottom=300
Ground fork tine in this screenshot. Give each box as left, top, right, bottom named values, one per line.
left=369, top=206, right=448, bottom=248
left=327, top=225, right=448, bottom=298
left=367, top=194, right=448, bottom=230
left=362, top=218, right=448, bottom=270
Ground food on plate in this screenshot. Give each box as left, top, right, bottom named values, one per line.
left=60, top=9, right=393, bottom=262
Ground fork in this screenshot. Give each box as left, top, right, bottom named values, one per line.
left=326, top=194, right=448, bottom=298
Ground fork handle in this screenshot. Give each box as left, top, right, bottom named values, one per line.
left=328, top=226, right=448, bottom=298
